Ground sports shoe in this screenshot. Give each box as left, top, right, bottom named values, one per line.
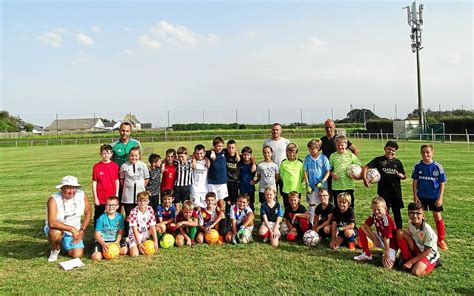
left=437, top=240, right=448, bottom=250
left=348, top=242, right=356, bottom=251
left=48, top=249, right=60, bottom=262
left=262, top=237, right=269, bottom=243
left=218, top=236, right=224, bottom=245
left=354, top=253, right=373, bottom=261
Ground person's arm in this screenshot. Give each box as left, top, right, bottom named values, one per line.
left=242, top=212, right=255, bottom=227
left=115, top=229, right=123, bottom=245
left=412, top=179, right=421, bottom=204
left=348, top=143, right=360, bottom=156
left=144, top=178, right=149, bottom=187
left=133, top=226, right=145, bottom=254
left=436, top=182, right=445, bottom=207
left=47, top=197, right=76, bottom=235
left=361, top=166, right=371, bottom=187
left=273, top=216, right=282, bottom=238
left=115, top=179, right=120, bottom=196
left=403, top=247, right=432, bottom=270
left=304, top=170, right=309, bottom=186
left=209, top=211, right=226, bottom=230
left=231, top=219, right=237, bottom=235
left=330, top=221, right=337, bottom=248
left=74, top=194, right=91, bottom=243
left=250, top=156, right=257, bottom=173
left=92, top=180, right=99, bottom=206
left=382, top=237, right=392, bottom=266
left=94, top=231, right=108, bottom=252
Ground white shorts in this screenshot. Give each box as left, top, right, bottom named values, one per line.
left=307, top=191, right=321, bottom=206
left=128, top=231, right=150, bottom=248
left=192, top=191, right=207, bottom=208
left=375, top=234, right=397, bottom=261
left=208, top=184, right=228, bottom=200
left=264, top=222, right=281, bottom=238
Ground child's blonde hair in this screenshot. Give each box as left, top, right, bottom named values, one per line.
left=177, top=146, right=188, bottom=155
left=420, top=143, right=434, bottom=152
left=335, top=135, right=347, bottom=144
left=264, top=186, right=277, bottom=195
left=137, top=191, right=150, bottom=202
left=286, top=143, right=298, bottom=153
left=307, top=139, right=322, bottom=150
left=371, top=196, right=386, bottom=208
left=182, top=200, right=194, bottom=211
left=337, top=192, right=351, bottom=204
left=288, top=191, right=300, bottom=199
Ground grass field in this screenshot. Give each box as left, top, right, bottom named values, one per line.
left=0, top=138, right=473, bottom=294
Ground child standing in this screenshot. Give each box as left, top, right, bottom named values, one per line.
left=283, top=191, right=310, bottom=241
left=92, top=144, right=119, bottom=225
left=313, top=188, right=334, bottom=239
left=191, top=144, right=209, bottom=210
left=196, top=192, right=225, bottom=244
left=146, top=153, right=162, bottom=211
left=160, top=148, right=177, bottom=193
left=411, top=144, right=447, bottom=250
left=304, top=139, right=331, bottom=226
left=206, top=137, right=228, bottom=217
left=91, top=196, right=128, bottom=261
left=396, top=202, right=441, bottom=276
left=254, top=146, right=279, bottom=205
left=128, top=191, right=158, bottom=257
left=155, top=189, right=177, bottom=234
left=119, top=146, right=149, bottom=232
left=363, top=141, right=406, bottom=229
left=329, top=135, right=361, bottom=209
left=330, top=192, right=357, bottom=251
left=354, top=197, right=398, bottom=269
left=175, top=200, right=199, bottom=247
left=259, top=187, right=284, bottom=247
left=238, top=146, right=257, bottom=211
left=225, top=194, right=255, bottom=243
left=174, top=146, right=193, bottom=212
left=279, top=143, right=304, bottom=210
left=225, top=140, right=240, bottom=206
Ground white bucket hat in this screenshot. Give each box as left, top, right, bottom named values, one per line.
left=56, top=175, right=81, bottom=189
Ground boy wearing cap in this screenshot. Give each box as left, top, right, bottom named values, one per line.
left=362, top=141, right=406, bottom=228
left=45, top=176, right=92, bottom=262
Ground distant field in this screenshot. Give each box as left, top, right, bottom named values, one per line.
left=0, top=139, right=473, bottom=294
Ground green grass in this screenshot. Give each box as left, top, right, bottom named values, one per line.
left=0, top=139, right=473, bottom=294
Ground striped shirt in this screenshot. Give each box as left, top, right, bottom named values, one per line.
left=175, top=159, right=193, bottom=186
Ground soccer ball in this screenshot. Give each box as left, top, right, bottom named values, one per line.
left=303, top=230, right=320, bottom=247
left=366, top=168, right=381, bottom=183
left=166, top=223, right=177, bottom=234
left=205, top=229, right=220, bottom=244
left=237, top=228, right=252, bottom=244
left=280, top=223, right=290, bottom=236
left=159, top=234, right=175, bottom=249
left=347, top=164, right=363, bottom=180
left=103, top=242, right=120, bottom=260
left=143, top=240, right=156, bottom=255
left=286, top=232, right=297, bottom=242
left=356, top=237, right=374, bottom=250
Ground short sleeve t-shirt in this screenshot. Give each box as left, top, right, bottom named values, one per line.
left=263, top=137, right=290, bottom=165
left=92, top=161, right=119, bottom=204
left=238, top=161, right=256, bottom=194
left=226, top=153, right=240, bottom=182
left=303, top=154, right=331, bottom=190
left=119, top=161, right=150, bottom=204
left=111, top=138, right=141, bottom=168
left=230, top=204, right=253, bottom=225
left=408, top=220, right=440, bottom=262
left=191, top=159, right=208, bottom=193
left=366, top=156, right=405, bottom=200
left=198, top=208, right=219, bottom=227
left=365, top=213, right=397, bottom=249
left=315, top=202, right=335, bottom=224
left=161, top=163, right=177, bottom=191
left=411, top=161, right=446, bottom=200
left=175, top=210, right=199, bottom=224
left=260, top=202, right=284, bottom=223
left=279, top=159, right=304, bottom=193
left=95, top=212, right=124, bottom=242
left=156, top=204, right=177, bottom=221
left=146, top=167, right=161, bottom=196
left=128, top=206, right=156, bottom=236
left=333, top=207, right=356, bottom=227
left=329, top=151, right=361, bottom=190
left=257, top=161, right=279, bottom=193
left=206, top=150, right=227, bottom=184
left=320, top=136, right=353, bottom=159
left=283, top=204, right=308, bottom=228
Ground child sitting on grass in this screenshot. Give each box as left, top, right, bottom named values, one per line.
left=396, top=202, right=441, bottom=276
left=155, top=189, right=177, bottom=235
left=312, top=188, right=334, bottom=239
left=354, top=197, right=398, bottom=269
left=175, top=200, right=199, bottom=247
left=259, top=186, right=284, bottom=247
left=196, top=192, right=225, bottom=244
left=330, top=192, right=357, bottom=251
left=128, top=191, right=158, bottom=257
left=91, top=196, right=127, bottom=261
left=225, top=193, right=255, bottom=243
left=283, top=191, right=310, bottom=241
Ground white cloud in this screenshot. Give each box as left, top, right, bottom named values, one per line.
left=243, top=30, right=258, bottom=39
left=138, top=35, right=162, bottom=49
left=76, top=33, right=94, bottom=46
left=37, top=31, right=63, bottom=47
left=91, top=26, right=101, bottom=33
left=121, top=49, right=135, bottom=55
left=141, top=20, right=218, bottom=49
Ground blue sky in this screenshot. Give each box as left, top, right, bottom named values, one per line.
left=1, top=0, right=472, bottom=127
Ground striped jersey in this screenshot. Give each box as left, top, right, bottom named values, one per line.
left=175, top=159, right=193, bottom=186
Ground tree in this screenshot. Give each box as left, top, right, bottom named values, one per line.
left=345, top=108, right=380, bottom=123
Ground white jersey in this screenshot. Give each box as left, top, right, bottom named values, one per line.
left=408, top=220, right=440, bottom=263
left=192, top=159, right=208, bottom=193
left=263, top=137, right=290, bottom=165
left=45, top=190, right=85, bottom=235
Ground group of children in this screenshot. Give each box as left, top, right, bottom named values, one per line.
left=90, top=136, right=446, bottom=276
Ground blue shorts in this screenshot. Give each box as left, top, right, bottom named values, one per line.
left=44, top=226, right=84, bottom=251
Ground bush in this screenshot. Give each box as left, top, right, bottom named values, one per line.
left=365, top=120, right=393, bottom=133
left=441, top=117, right=474, bottom=133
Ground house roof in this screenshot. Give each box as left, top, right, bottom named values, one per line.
left=123, top=114, right=141, bottom=124
left=44, top=118, right=102, bottom=131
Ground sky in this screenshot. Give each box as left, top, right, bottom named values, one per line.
left=1, top=0, right=472, bottom=128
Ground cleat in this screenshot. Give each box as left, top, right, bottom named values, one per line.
left=354, top=253, right=373, bottom=261
left=348, top=242, right=356, bottom=251
left=48, top=249, right=60, bottom=262
left=437, top=240, right=448, bottom=250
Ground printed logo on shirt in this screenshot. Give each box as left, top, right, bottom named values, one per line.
left=433, top=171, right=439, bottom=177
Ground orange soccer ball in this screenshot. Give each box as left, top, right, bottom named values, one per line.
left=356, top=237, right=374, bottom=250
left=205, top=229, right=220, bottom=244
left=143, top=240, right=156, bottom=255
left=103, top=242, right=120, bottom=260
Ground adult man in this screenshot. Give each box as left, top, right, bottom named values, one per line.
left=45, top=176, right=92, bottom=262
left=111, top=121, right=141, bottom=168
left=320, top=119, right=359, bottom=197
left=263, top=123, right=290, bottom=195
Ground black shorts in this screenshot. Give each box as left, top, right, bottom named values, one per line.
left=227, top=181, right=239, bottom=203
left=379, top=194, right=404, bottom=209
left=93, top=239, right=126, bottom=253
left=419, top=198, right=444, bottom=212
left=174, top=185, right=191, bottom=204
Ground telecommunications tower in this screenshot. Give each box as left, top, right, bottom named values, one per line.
left=403, top=1, right=425, bottom=132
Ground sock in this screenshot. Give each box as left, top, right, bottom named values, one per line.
left=358, top=228, right=371, bottom=256
left=348, top=233, right=355, bottom=242
left=435, top=219, right=445, bottom=242
left=308, top=204, right=316, bottom=228
left=260, top=231, right=269, bottom=239
left=188, top=226, right=197, bottom=240
left=397, top=237, right=412, bottom=262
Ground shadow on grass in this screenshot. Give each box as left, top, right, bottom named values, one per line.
left=0, top=240, right=50, bottom=260
left=1, top=219, right=45, bottom=239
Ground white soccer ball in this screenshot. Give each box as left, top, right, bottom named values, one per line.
left=366, top=168, right=381, bottom=184
left=280, top=223, right=290, bottom=236
left=237, top=228, right=252, bottom=244
left=347, top=164, right=362, bottom=180
left=303, top=230, right=320, bottom=247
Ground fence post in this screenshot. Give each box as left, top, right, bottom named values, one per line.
left=467, top=129, right=470, bottom=151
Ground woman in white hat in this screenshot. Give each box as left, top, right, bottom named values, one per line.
left=45, top=176, right=91, bottom=262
